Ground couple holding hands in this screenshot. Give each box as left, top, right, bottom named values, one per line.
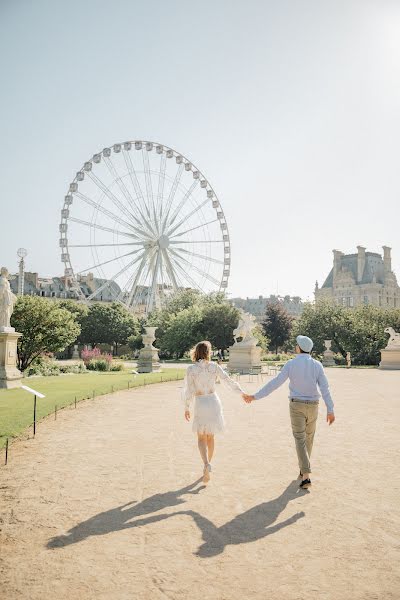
left=183, top=336, right=335, bottom=489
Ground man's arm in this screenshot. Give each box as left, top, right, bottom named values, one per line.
left=317, top=364, right=335, bottom=419
left=244, top=362, right=290, bottom=402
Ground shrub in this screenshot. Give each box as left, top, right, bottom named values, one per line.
left=110, top=363, right=124, bottom=371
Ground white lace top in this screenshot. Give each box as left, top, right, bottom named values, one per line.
left=183, top=360, right=244, bottom=409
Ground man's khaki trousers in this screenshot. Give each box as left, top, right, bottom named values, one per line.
left=289, top=401, right=319, bottom=475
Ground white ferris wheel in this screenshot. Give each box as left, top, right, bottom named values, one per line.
left=59, top=141, right=231, bottom=313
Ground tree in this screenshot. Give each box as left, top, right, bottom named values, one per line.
left=292, top=301, right=351, bottom=357
left=293, top=302, right=400, bottom=365
left=200, top=303, right=240, bottom=353
left=80, top=303, right=139, bottom=354
left=161, top=306, right=203, bottom=358
left=262, top=302, right=293, bottom=354
left=11, top=296, right=81, bottom=371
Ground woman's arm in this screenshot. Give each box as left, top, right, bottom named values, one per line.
left=216, top=364, right=244, bottom=394
left=182, top=369, right=195, bottom=410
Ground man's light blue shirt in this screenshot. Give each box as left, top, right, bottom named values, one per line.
left=254, top=354, right=334, bottom=413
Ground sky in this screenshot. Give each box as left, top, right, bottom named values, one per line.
left=1, top=0, right=400, bottom=301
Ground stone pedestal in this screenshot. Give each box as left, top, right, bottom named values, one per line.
left=322, top=340, right=335, bottom=367
left=0, top=330, right=22, bottom=389
left=228, top=344, right=262, bottom=374
left=137, top=327, right=161, bottom=373
left=379, top=349, right=400, bottom=370
left=72, top=344, right=80, bottom=359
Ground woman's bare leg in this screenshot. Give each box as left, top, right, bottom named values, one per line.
left=206, top=434, right=214, bottom=463
left=197, top=433, right=208, bottom=466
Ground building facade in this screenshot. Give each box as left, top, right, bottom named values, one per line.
left=9, top=271, right=120, bottom=302
left=230, top=295, right=303, bottom=323
left=315, top=246, right=400, bottom=308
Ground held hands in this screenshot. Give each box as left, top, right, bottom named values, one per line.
left=185, top=410, right=191, bottom=421
left=327, top=413, right=335, bottom=425
left=242, top=393, right=255, bottom=404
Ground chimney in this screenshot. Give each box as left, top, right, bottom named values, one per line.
left=382, top=246, right=392, bottom=273
left=357, top=246, right=366, bottom=282
left=333, top=250, right=343, bottom=278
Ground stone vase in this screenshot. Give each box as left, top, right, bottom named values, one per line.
left=322, top=340, right=335, bottom=367
left=137, top=327, right=161, bottom=373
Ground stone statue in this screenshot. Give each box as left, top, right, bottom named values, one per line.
left=0, top=267, right=17, bottom=332
left=233, top=310, right=258, bottom=346
left=384, top=327, right=400, bottom=349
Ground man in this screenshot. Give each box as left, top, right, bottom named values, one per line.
left=243, top=335, right=335, bottom=489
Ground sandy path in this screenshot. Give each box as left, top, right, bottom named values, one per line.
left=1, top=369, right=399, bottom=600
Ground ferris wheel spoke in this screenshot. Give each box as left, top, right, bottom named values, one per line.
left=69, top=242, right=143, bottom=248
left=85, top=251, right=145, bottom=301
left=161, top=248, right=179, bottom=291
left=161, top=164, right=184, bottom=232
left=122, top=149, right=155, bottom=230
left=173, top=247, right=224, bottom=265
left=142, top=149, right=156, bottom=229
left=169, top=248, right=220, bottom=287
left=169, top=219, right=219, bottom=239
left=156, top=152, right=167, bottom=226
left=102, top=156, right=154, bottom=237
left=68, top=216, right=137, bottom=239
left=86, top=173, right=153, bottom=240
left=126, top=248, right=151, bottom=308
left=168, top=253, right=204, bottom=293
left=166, top=197, right=210, bottom=237
left=87, top=171, right=137, bottom=223
left=77, top=247, right=143, bottom=275
left=74, top=191, right=144, bottom=238
left=146, top=249, right=161, bottom=313
left=169, top=239, right=224, bottom=244
left=165, top=180, right=199, bottom=230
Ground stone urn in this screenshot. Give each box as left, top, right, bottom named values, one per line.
left=137, top=327, right=161, bottom=373
left=322, top=340, right=335, bottom=367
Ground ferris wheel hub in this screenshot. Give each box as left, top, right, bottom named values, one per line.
left=158, top=234, right=170, bottom=249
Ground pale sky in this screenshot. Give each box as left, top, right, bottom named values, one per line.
left=1, top=0, right=400, bottom=301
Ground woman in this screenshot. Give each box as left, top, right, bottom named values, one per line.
left=183, top=340, right=244, bottom=483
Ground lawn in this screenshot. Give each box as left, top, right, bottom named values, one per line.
left=0, top=369, right=185, bottom=449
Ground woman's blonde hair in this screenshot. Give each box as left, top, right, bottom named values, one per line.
left=190, top=340, right=212, bottom=362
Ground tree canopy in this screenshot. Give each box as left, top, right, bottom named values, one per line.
left=293, top=301, right=400, bottom=364
left=11, top=296, right=81, bottom=371
left=79, top=302, right=140, bottom=353
left=262, top=302, right=293, bottom=354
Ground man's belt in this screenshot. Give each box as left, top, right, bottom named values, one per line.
left=290, top=398, right=319, bottom=404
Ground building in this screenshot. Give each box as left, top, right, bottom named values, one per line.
left=315, top=246, right=400, bottom=308
left=9, top=271, right=120, bottom=302
left=230, top=295, right=304, bottom=323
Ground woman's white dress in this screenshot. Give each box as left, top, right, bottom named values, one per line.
left=183, top=360, right=244, bottom=434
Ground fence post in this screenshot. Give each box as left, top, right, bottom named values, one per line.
left=128, top=381, right=130, bottom=390
left=75, top=396, right=77, bottom=409
left=111, top=385, right=114, bottom=394
left=92, top=390, right=95, bottom=399
left=5, top=438, right=8, bottom=465
left=33, top=395, right=37, bottom=437
left=55, top=405, right=57, bottom=420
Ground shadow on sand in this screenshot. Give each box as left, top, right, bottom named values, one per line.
left=47, top=478, right=205, bottom=549
left=48, top=479, right=306, bottom=556
left=179, top=479, right=307, bottom=557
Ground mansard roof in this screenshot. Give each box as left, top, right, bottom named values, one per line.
left=322, top=252, right=385, bottom=288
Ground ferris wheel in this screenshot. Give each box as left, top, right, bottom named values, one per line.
left=59, top=140, right=231, bottom=313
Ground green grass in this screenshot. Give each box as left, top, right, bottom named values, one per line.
left=0, top=369, right=185, bottom=449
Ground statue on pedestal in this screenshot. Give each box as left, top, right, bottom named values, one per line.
left=233, top=311, right=258, bottom=346
left=0, top=267, right=22, bottom=389
left=0, top=267, right=17, bottom=332
left=380, top=327, right=400, bottom=370
left=228, top=310, right=261, bottom=374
